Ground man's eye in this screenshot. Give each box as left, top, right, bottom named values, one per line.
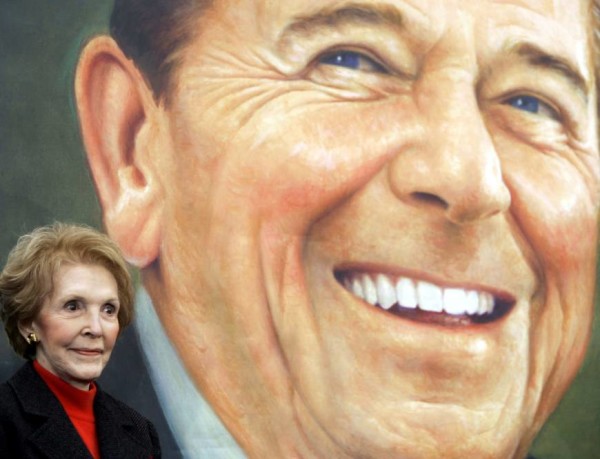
left=317, top=50, right=386, bottom=73
left=505, top=95, right=559, bottom=120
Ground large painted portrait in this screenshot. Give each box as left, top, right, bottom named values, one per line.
left=1, top=1, right=600, bottom=458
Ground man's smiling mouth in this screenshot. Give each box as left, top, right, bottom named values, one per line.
left=335, top=270, right=514, bottom=325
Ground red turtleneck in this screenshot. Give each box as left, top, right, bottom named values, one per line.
left=33, top=360, right=101, bottom=459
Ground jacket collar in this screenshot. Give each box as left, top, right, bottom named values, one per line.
left=9, top=362, right=93, bottom=458
left=94, top=389, right=156, bottom=458
left=9, top=362, right=150, bottom=459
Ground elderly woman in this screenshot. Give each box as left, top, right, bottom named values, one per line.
left=0, top=223, right=161, bottom=458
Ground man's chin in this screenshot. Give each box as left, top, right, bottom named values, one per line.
left=296, top=396, right=528, bottom=459
left=277, top=274, right=538, bottom=458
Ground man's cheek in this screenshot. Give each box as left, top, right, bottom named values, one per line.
left=229, top=144, right=376, bottom=225
left=231, top=107, right=421, bottom=225
left=503, top=160, right=598, bottom=273
left=500, top=155, right=598, bottom=410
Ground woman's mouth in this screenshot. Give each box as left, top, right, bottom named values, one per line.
left=72, top=348, right=103, bottom=356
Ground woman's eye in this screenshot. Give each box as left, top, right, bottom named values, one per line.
left=103, top=304, right=118, bottom=316
left=64, top=301, right=79, bottom=312
left=317, top=50, right=386, bottom=73
left=505, top=95, right=559, bottom=120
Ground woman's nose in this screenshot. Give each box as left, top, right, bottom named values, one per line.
left=388, top=77, right=510, bottom=225
left=83, top=310, right=103, bottom=337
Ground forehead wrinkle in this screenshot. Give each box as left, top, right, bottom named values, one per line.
left=278, top=2, right=404, bottom=43
left=489, top=0, right=555, bottom=10
left=477, top=39, right=591, bottom=104
left=511, top=42, right=591, bottom=101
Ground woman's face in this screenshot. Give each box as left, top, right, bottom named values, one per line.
left=21, top=263, right=120, bottom=390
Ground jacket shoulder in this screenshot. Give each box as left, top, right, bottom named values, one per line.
left=0, top=380, right=21, bottom=458
left=0, top=377, right=19, bottom=428
left=0, top=364, right=64, bottom=458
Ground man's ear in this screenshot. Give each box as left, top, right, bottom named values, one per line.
left=75, top=36, right=163, bottom=268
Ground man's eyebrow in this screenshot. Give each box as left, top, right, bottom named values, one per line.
left=510, top=42, right=590, bottom=101
left=279, top=2, right=404, bottom=41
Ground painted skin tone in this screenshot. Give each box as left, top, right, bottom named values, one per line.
left=19, top=264, right=120, bottom=390
left=77, top=0, right=600, bottom=457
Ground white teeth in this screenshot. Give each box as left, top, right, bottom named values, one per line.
left=396, top=278, right=417, bottom=309
left=362, top=274, right=378, bottom=306
left=417, top=281, right=443, bottom=312
left=343, top=273, right=496, bottom=317
left=465, top=290, right=479, bottom=315
left=376, top=274, right=396, bottom=310
left=485, top=293, right=495, bottom=314
left=478, top=292, right=494, bottom=315
left=351, top=277, right=364, bottom=299
left=443, top=288, right=466, bottom=315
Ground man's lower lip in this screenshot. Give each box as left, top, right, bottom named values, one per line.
left=335, top=270, right=515, bottom=326
left=362, top=303, right=512, bottom=326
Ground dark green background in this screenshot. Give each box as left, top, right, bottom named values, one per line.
left=1, top=2, right=598, bottom=457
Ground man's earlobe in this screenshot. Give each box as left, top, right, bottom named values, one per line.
left=75, top=36, right=163, bottom=268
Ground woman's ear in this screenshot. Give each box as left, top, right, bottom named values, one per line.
left=75, top=36, right=164, bottom=268
left=17, top=320, right=34, bottom=341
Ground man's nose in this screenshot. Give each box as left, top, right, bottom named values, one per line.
left=388, top=81, right=511, bottom=225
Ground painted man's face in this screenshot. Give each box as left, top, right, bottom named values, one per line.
left=96, top=0, right=600, bottom=457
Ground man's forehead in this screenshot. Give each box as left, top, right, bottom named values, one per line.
left=488, top=0, right=568, bottom=12
left=234, top=0, right=586, bottom=21
left=173, top=0, right=597, bottom=105
left=207, top=0, right=591, bottom=56
left=203, top=0, right=590, bottom=54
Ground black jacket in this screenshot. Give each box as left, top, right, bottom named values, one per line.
left=0, top=362, right=161, bottom=459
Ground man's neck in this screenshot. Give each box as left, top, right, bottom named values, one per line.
left=135, top=288, right=246, bottom=458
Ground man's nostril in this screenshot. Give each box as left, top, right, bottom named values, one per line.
left=411, top=192, right=448, bottom=209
